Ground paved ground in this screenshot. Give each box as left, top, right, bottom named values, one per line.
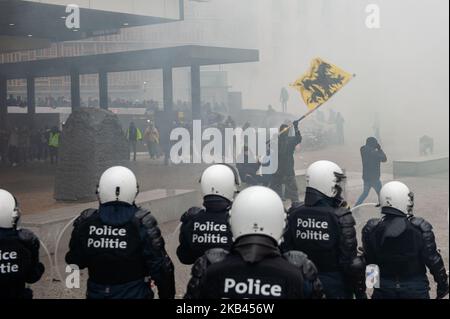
left=1, top=145, right=448, bottom=299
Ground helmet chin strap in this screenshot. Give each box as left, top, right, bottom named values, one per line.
left=95, top=184, right=101, bottom=203
left=11, top=208, right=20, bottom=228
left=333, top=185, right=346, bottom=207
left=134, top=184, right=140, bottom=205
left=11, top=196, right=20, bottom=228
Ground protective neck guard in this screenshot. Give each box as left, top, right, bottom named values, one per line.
left=233, top=235, right=280, bottom=264
left=203, top=195, right=231, bottom=212
left=0, top=228, right=17, bottom=238
left=381, top=206, right=408, bottom=217
left=98, top=202, right=139, bottom=226
left=304, top=187, right=340, bottom=208
left=380, top=215, right=411, bottom=247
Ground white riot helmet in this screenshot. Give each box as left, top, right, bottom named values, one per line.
left=229, top=186, right=286, bottom=244
left=200, top=164, right=240, bottom=202
left=0, top=189, right=20, bottom=229
left=379, top=181, right=414, bottom=215
left=306, top=160, right=346, bottom=199
left=96, top=166, right=139, bottom=205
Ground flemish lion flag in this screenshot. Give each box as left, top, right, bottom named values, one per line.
left=291, top=58, right=353, bottom=110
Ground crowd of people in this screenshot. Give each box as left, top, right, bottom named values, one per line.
left=7, top=95, right=71, bottom=108
left=0, top=126, right=61, bottom=167
left=6, top=95, right=27, bottom=108
left=6, top=94, right=162, bottom=111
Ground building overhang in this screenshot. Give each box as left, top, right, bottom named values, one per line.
left=0, top=0, right=183, bottom=52
left=0, top=45, right=260, bottom=79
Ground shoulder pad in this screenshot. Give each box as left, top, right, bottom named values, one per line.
left=283, top=250, right=318, bottom=280
left=190, top=254, right=209, bottom=280
left=288, top=202, right=304, bottom=212
left=365, top=218, right=381, bottom=230
left=17, top=229, right=40, bottom=249
left=283, top=250, right=309, bottom=267
left=205, top=248, right=229, bottom=265
left=334, top=207, right=352, bottom=218
left=73, top=209, right=97, bottom=227
left=134, top=209, right=164, bottom=249
left=334, top=208, right=356, bottom=227
left=135, top=209, right=158, bottom=228
left=410, top=217, right=433, bottom=233
left=181, top=207, right=204, bottom=223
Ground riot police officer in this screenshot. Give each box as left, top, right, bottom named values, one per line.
left=65, top=166, right=175, bottom=299
left=0, top=189, right=45, bottom=299
left=185, top=186, right=324, bottom=299
left=177, top=164, right=237, bottom=265
left=283, top=160, right=366, bottom=299
left=362, top=181, right=449, bottom=299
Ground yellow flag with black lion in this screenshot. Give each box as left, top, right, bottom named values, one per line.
left=291, top=58, right=353, bottom=110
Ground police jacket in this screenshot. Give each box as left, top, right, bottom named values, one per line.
left=0, top=228, right=45, bottom=299
left=65, top=203, right=175, bottom=299
left=362, top=207, right=448, bottom=286
left=276, top=125, right=302, bottom=176
left=184, top=235, right=324, bottom=299
left=282, top=188, right=358, bottom=274
left=177, top=195, right=233, bottom=265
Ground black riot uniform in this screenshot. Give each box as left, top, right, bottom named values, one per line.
left=282, top=188, right=365, bottom=299
left=362, top=207, right=449, bottom=299
left=66, top=203, right=175, bottom=299
left=185, top=235, right=324, bottom=299
left=0, top=228, right=45, bottom=299
left=177, top=195, right=233, bottom=265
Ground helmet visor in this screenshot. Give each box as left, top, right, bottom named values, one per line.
left=333, top=171, right=347, bottom=200
left=407, top=192, right=414, bottom=213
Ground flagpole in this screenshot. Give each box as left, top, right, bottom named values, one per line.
left=273, top=100, right=327, bottom=141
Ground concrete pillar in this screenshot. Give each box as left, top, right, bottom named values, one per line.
left=191, top=65, right=201, bottom=120
left=70, top=70, right=81, bottom=110
left=0, top=77, right=6, bottom=128
left=162, top=67, right=174, bottom=166
left=99, top=71, right=108, bottom=110
left=163, top=67, right=173, bottom=114
left=27, top=77, right=35, bottom=126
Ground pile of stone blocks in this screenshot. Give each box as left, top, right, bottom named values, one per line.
left=54, top=108, right=129, bottom=201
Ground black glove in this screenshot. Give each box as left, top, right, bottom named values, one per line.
left=293, top=120, right=300, bottom=128
left=437, top=282, right=449, bottom=299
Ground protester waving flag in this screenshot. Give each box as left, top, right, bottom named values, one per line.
left=291, top=58, right=353, bottom=111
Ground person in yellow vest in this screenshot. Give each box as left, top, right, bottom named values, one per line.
left=126, top=122, right=142, bottom=161
left=48, top=126, right=60, bottom=165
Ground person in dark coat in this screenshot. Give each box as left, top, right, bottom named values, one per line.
left=355, top=137, right=387, bottom=206
left=270, top=120, right=302, bottom=204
